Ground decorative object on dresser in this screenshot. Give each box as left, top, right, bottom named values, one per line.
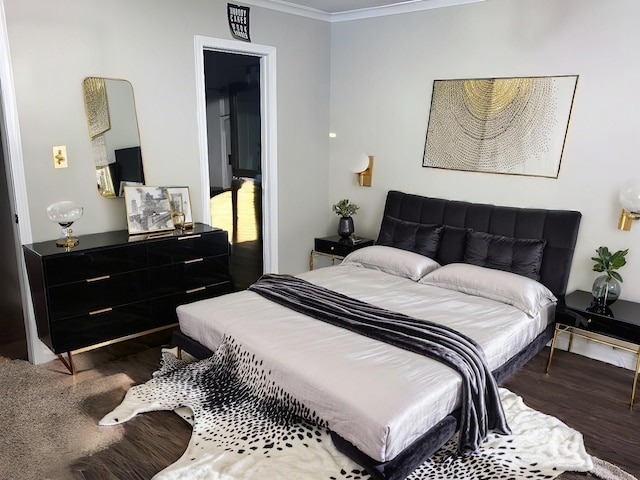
left=166, top=186, right=193, bottom=230
left=124, top=186, right=175, bottom=235
left=591, top=246, right=628, bottom=306
left=618, top=179, right=640, bottom=230
left=548, top=290, right=640, bottom=409
left=46, top=200, right=84, bottom=248
left=332, top=198, right=359, bottom=238
left=309, top=235, right=374, bottom=270
left=22, top=223, right=231, bottom=374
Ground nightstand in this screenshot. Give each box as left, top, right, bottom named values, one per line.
left=547, top=290, right=640, bottom=409
left=309, top=235, right=374, bottom=270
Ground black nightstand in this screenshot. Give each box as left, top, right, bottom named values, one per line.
left=309, top=235, right=374, bottom=270
left=547, top=290, right=640, bottom=409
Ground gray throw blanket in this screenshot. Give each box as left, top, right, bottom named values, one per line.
left=248, top=273, right=510, bottom=454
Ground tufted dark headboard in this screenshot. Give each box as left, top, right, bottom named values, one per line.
left=379, top=190, right=582, bottom=299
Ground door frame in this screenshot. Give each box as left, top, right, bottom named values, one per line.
left=194, top=36, right=278, bottom=274
left=0, top=1, right=42, bottom=363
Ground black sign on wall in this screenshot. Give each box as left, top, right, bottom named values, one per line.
left=228, top=4, right=251, bottom=42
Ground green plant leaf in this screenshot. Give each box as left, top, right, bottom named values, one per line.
left=610, top=249, right=629, bottom=269
left=610, top=270, right=623, bottom=283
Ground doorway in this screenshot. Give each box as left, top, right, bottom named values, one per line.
left=0, top=103, right=27, bottom=360
left=205, top=52, right=262, bottom=290
left=194, top=36, right=278, bottom=288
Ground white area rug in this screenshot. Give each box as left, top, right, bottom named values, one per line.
left=100, top=345, right=634, bottom=480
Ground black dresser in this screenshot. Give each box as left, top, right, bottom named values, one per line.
left=22, top=223, right=231, bottom=372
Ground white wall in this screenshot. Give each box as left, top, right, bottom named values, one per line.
left=4, top=0, right=331, bottom=272
left=328, top=0, right=640, bottom=368
left=3, top=0, right=331, bottom=362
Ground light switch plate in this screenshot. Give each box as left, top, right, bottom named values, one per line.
left=53, top=145, right=68, bottom=168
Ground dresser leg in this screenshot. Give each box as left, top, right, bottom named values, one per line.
left=57, top=352, right=75, bottom=375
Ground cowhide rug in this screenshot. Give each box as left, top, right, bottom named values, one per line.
left=99, top=339, right=615, bottom=480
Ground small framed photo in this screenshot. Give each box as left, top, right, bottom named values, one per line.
left=166, top=186, right=193, bottom=229
left=124, top=186, right=175, bottom=235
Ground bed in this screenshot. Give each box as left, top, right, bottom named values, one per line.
left=172, top=190, right=582, bottom=480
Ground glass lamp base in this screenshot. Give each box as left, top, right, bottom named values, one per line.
left=56, top=236, right=79, bottom=248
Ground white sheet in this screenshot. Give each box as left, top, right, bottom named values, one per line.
left=177, top=264, right=553, bottom=463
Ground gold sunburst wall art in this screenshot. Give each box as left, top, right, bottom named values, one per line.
left=422, top=75, right=578, bottom=178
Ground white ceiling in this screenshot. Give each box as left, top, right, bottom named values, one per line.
left=271, top=0, right=419, bottom=14
left=242, top=0, right=485, bottom=21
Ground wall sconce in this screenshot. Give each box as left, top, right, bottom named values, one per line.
left=356, top=155, right=374, bottom=187
left=618, top=179, right=640, bottom=230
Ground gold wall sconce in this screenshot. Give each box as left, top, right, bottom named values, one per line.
left=356, top=155, right=374, bottom=187
left=618, top=179, right=640, bottom=231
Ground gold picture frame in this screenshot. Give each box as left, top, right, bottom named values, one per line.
left=166, top=186, right=194, bottom=229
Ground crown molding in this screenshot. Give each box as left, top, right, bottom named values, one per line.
left=238, top=0, right=485, bottom=22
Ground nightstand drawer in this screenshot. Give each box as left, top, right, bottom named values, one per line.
left=314, top=236, right=374, bottom=257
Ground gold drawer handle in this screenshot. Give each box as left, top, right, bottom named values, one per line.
left=178, top=234, right=201, bottom=241
left=86, top=275, right=110, bottom=283
left=89, top=307, right=113, bottom=316
left=186, top=287, right=206, bottom=294
left=184, top=258, right=204, bottom=265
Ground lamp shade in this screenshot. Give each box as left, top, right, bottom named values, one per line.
left=47, top=201, right=83, bottom=227
left=619, top=180, right=640, bottom=214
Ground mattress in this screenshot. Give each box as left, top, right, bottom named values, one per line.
left=176, top=263, right=553, bottom=463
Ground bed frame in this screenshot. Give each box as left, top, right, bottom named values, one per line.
left=173, top=190, right=582, bottom=480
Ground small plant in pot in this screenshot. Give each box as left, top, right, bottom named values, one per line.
left=332, top=199, right=359, bottom=238
left=591, top=246, right=628, bottom=305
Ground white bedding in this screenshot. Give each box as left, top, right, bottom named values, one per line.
left=176, top=264, right=554, bottom=463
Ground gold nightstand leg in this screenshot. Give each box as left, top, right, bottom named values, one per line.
left=309, top=251, right=314, bottom=270
left=546, top=324, right=561, bottom=373
left=567, top=332, right=574, bottom=352
left=630, top=346, right=640, bottom=410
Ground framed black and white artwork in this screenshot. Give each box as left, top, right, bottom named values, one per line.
left=124, top=186, right=175, bottom=235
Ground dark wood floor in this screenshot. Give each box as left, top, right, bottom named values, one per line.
left=503, top=347, right=640, bottom=478
left=58, top=338, right=639, bottom=479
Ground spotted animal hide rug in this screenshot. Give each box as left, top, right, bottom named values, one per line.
left=100, top=340, right=594, bottom=480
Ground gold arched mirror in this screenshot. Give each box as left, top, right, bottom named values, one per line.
left=83, top=77, right=145, bottom=198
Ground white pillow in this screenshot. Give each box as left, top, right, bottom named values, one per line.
left=342, top=245, right=441, bottom=281
left=420, top=263, right=556, bottom=317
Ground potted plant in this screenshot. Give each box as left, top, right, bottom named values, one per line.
left=591, top=246, right=629, bottom=305
left=332, top=199, right=359, bottom=238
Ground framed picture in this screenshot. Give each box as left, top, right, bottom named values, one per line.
left=423, top=75, right=578, bottom=178
left=123, top=186, right=175, bottom=235
left=166, top=186, right=193, bottom=229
